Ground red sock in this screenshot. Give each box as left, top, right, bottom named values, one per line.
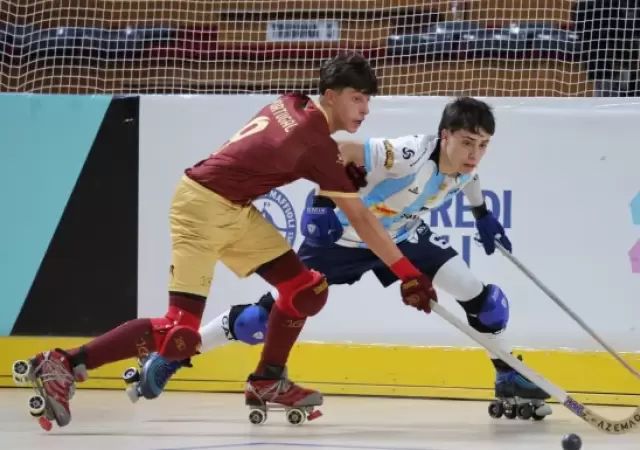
left=69, top=318, right=156, bottom=370
left=254, top=250, right=310, bottom=375
left=68, top=294, right=206, bottom=371
left=255, top=303, right=306, bottom=374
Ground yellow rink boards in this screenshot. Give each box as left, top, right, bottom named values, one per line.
left=1, top=337, right=639, bottom=406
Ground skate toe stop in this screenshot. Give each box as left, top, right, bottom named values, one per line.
left=125, top=385, right=141, bottom=404
left=535, top=403, right=553, bottom=416
left=38, top=417, right=53, bottom=432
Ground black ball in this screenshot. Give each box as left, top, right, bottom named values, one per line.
left=561, top=433, right=582, bottom=450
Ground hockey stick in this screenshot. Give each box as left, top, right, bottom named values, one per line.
left=430, top=301, right=640, bottom=435
left=494, top=242, right=640, bottom=382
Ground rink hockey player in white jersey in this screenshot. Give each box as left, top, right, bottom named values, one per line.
left=122, top=97, right=552, bottom=421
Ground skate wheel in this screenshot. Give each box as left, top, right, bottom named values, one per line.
left=125, top=384, right=141, bottom=404
left=517, top=403, right=533, bottom=420
left=504, top=406, right=518, bottom=419
left=307, top=410, right=323, bottom=421
left=488, top=401, right=504, bottom=419
left=28, top=395, right=46, bottom=417
left=286, top=408, right=306, bottom=426
left=12, top=360, right=31, bottom=385
left=122, top=367, right=140, bottom=384
left=248, top=408, right=267, bottom=425
left=38, top=416, right=53, bottom=432
left=532, top=412, right=546, bottom=421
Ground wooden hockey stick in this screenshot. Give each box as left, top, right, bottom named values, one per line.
left=495, top=242, right=640, bottom=382
left=430, top=301, right=640, bottom=435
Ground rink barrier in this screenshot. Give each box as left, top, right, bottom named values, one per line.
left=1, top=337, right=639, bottom=406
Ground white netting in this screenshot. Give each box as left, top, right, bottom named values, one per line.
left=1, top=0, right=638, bottom=96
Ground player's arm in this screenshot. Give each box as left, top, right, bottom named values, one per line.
left=359, top=134, right=429, bottom=174
left=462, top=174, right=513, bottom=254
left=461, top=174, right=487, bottom=217
left=336, top=134, right=431, bottom=177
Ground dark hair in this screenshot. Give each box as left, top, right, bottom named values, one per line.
left=318, top=52, right=378, bottom=96
left=438, top=97, right=495, bottom=136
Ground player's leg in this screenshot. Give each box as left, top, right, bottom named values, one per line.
left=225, top=228, right=379, bottom=413
left=13, top=176, right=228, bottom=426
left=194, top=240, right=374, bottom=352
left=432, top=254, right=552, bottom=419
left=221, top=240, right=376, bottom=349
left=197, top=239, right=374, bottom=354
left=375, top=223, right=551, bottom=418
left=134, top=239, right=378, bottom=402
left=217, top=206, right=326, bottom=411
left=130, top=292, right=276, bottom=401
left=224, top=240, right=376, bottom=354
left=121, top=178, right=264, bottom=402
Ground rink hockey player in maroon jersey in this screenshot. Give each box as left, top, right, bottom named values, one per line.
left=12, top=53, right=439, bottom=430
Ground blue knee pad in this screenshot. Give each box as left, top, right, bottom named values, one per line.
left=477, top=284, right=510, bottom=332
left=233, top=304, right=269, bottom=345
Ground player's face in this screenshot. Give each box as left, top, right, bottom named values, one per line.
left=441, top=128, right=491, bottom=174
left=326, top=88, right=370, bottom=133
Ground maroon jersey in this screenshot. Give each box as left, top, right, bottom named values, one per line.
left=186, top=93, right=359, bottom=204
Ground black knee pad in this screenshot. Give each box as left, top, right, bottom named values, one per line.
left=256, top=292, right=276, bottom=312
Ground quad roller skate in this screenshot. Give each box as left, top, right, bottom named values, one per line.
left=488, top=356, right=552, bottom=421
left=245, top=365, right=323, bottom=426
left=122, top=352, right=192, bottom=403
left=12, top=350, right=87, bottom=431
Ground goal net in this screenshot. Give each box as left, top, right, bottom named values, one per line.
left=1, top=0, right=638, bottom=96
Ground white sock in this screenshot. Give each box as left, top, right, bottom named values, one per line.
left=199, top=308, right=235, bottom=354
left=485, top=331, right=512, bottom=361
left=198, top=289, right=279, bottom=354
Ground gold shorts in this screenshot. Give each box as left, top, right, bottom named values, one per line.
left=168, top=176, right=291, bottom=297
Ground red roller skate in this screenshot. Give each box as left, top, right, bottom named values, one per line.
left=245, top=365, right=323, bottom=426
left=12, top=349, right=87, bottom=431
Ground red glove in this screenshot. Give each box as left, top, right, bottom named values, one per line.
left=399, top=274, right=437, bottom=313
left=390, top=257, right=438, bottom=313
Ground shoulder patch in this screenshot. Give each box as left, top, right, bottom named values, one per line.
left=401, top=147, right=415, bottom=160
left=383, top=140, right=394, bottom=169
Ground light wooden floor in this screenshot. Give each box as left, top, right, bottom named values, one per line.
left=0, top=388, right=637, bottom=450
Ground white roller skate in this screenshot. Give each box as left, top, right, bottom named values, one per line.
left=122, top=352, right=191, bottom=403
left=12, top=349, right=87, bottom=431
left=245, top=365, right=323, bottom=426
left=488, top=355, right=552, bottom=421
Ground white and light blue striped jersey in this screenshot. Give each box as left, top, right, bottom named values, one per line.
left=334, top=134, right=476, bottom=248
